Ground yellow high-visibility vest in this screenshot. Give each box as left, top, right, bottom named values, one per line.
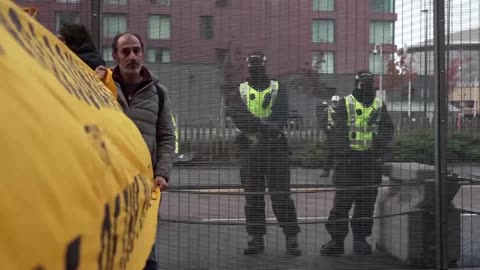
left=345, top=94, right=382, bottom=151
left=239, top=80, right=279, bottom=118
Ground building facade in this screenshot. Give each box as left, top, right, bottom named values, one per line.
left=15, top=0, right=396, bottom=76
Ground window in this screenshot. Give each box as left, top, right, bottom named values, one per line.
left=57, top=0, right=80, bottom=3
left=369, top=0, right=393, bottom=13
left=103, top=48, right=114, bottom=62
left=312, top=20, right=334, bottom=43
left=103, top=14, right=127, bottom=38
left=55, top=12, right=80, bottom=33
left=148, top=15, right=171, bottom=39
left=369, top=53, right=387, bottom=74
left=200, top=16, right=214, bottom=40
left=313, top=0, right=334, bottom=11
left=312, top=51, right=335, bottom=73
left=147, top=48, right=171, bottom=63
left=369, top=21, right=393, bottom=44
left=215, top=0, right=229, bottom=8
left=150, top=0, right=171, bottom=6
left=105, top=0, right=127, bottom=4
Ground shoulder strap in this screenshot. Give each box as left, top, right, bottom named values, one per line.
left=155, top=83, right=178, bottom=154
left=154, top=83, right=165, bottom=131
left=154, top=82, right=165, bottom=112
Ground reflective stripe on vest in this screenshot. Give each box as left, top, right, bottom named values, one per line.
left=345, top=94, right=382, bottom=151
left=239, top=80, right=279, bottom=118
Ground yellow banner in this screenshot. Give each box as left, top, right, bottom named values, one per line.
left=0, top=1, right=160, bottom=270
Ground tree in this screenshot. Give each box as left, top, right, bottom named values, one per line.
left=384, top=47, right=418, bottom=91
left=287, top=49, right=335, bottom=99
left=447, top=56, right=472, bottom=94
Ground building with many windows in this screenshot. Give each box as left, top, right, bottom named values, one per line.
left=15, top=0, right=398, bottom=125
left=15, top=0, right=396, bottom=76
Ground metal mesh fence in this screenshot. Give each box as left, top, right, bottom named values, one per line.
left=12, top=0, right=480, bottom=269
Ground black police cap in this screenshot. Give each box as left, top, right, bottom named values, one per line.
left=246, top=52, right=267, bottom=65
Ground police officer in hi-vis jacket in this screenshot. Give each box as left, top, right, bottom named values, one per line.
left=227, top=52, right=301, bottom=256
left=320, top=71, right=394, bottom=256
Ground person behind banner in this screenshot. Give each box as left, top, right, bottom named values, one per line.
left=110, top=32, right=175, bottom=270
left=58, top=23, right=105, bottom=70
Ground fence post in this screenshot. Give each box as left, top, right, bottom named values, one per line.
left=433, top=0, right=449, bottom=268
left=90, top=0, right=101, bottom=49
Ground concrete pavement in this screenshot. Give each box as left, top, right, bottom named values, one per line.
left=156, top=223, right=412, bottom=270
left=156, top=188, right=404, bottom=270
left=157, top=164, right=480, bottom=269
left=156, top=185, right=479, bottom=269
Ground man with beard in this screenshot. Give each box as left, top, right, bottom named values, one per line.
left=320, top=71, right=394, bottom=256
left=111, top=33, right=175, bottom=270
left=228, top=52, right=301, bottom=256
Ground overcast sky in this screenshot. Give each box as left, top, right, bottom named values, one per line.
left=395, top=0, right=480, bottom=47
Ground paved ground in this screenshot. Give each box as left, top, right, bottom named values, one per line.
left=460, top=215, right=480, bottom=267
left=156, top=193, right=410, bottom=270
left=156, top=177, right=480, bottom=269
left=156, top=223, right=412, bottom=270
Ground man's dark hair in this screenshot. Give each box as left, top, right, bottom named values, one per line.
left=59, top=23, right=95, bottom=51
left=111, top=33, right=145, bottom=53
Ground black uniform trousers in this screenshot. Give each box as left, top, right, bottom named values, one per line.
left=325, top=153, right=381, bottom=241
left=238, top=132, right=300, bottom=236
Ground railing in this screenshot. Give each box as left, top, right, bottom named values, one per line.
left=177, top=116, right=480, bottom=145
left=178, top=120, right=325, bottom=145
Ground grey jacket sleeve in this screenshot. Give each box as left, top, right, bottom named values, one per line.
left=154, top=83, right=176, bottom=181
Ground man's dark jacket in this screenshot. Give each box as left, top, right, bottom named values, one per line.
left=74, top=42, right=105, bottom=70
left=113, top=67, right=175, bottom=181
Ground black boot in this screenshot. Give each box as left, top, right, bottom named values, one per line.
left=353, top=239, right=372, bottom=255
left=244, top=235, right=264, bottom=255
left=319, top=240, right=344, bottom=255
left=285, top=234, right=302, bottom=256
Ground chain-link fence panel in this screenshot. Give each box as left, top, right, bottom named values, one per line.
left=11, top=0, right=480, bottom=269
